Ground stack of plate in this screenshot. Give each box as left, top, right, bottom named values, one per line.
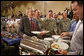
left=44, top=38, right=53, bottom=41
left=31, top=31, right=49, bottom=34
left=31, top=31, right=41, bottom=34
left=52, top=35, right=60, bottom=42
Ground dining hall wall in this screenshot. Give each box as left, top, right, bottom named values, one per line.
left=1, top=1, right=71, bottom=17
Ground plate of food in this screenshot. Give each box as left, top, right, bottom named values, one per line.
left=31, top=31, right=41, bottom=34
left=51, top=43, right=60, bottom=50
left=51, top=42, right=69, bottom=50
left=30, top=36, right=39, bottom=41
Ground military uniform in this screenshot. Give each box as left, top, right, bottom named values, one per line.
left=41, top=18, right=57, bottom=36
left=37, top=18, right=44, bottom=30
left=55, top=18, right=62, bottom=35
left=60, top=18, right=71, bottom=33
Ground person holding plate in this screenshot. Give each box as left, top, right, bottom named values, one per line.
left=18, top=8, right=40, bottom=38
left=59, top=1, right=83, bottom=55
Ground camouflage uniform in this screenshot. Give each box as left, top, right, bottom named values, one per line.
left=55, top=18, right=62, bottom=35
left=60, top=18, right=71, bottom=33
left=37, top=18, right=44, bottom=30
left=41, top=18, right=57, bottom=36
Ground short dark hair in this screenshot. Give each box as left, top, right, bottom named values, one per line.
left=72, top=1, right=83, bottom=6
left=48, top=10, right=53, bottom=13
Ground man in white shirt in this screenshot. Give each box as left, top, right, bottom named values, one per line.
left=11, top=17, right=18, bottom=33
left=6, top=16, right=13, bottom=33
left=59, top=1, right=83, bottom=55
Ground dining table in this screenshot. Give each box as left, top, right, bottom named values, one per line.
left=19, top=31, right=71, bottom=55
left=2, top=37, right=21, bottom=46
left=1, top=31, right=22, bottom=46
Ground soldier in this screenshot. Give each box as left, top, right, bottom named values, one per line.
left=41, top=11, right=57, bottom=37
left=53, top=13, right=61, bottom=35
left=60, top=12, right=71, bottom=33
left=34, top=10, right=43, bottom=30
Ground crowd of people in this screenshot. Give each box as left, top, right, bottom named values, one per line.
left=1, top=7, right=74, bottom=36
left=1, top=1, right=83, bottom=55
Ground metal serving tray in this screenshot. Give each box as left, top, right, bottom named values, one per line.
left=20, top=36, right=50, bottom=55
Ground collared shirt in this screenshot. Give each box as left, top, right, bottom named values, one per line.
left=29, top=17, right=39, bottom=31
left=29, top=18, right=34, bottom=31
left=45, top=17, right=54, bottom=20
left=6, top=20, right=13, bottom=27
left=68, top=19, right=83, bottom=55
left=69, top=20, right=78, bottom=32
left=12, top=20, right=18, bottom=27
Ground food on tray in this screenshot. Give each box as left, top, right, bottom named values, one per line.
left=31, top=36, right=39, bottom=41
left=13, top=36, right=17, bottom=38
left=9, top=37, right=12, bottom=39
left=51, top=44, right=59, bottom=49
left=8, top=34, right=12, bottom=37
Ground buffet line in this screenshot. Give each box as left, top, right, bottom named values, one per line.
left=1, top=31, right=70, bottom=55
